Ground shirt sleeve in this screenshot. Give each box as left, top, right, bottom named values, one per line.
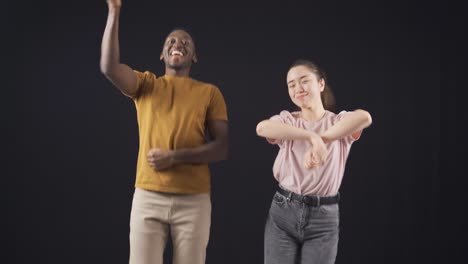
left=268, top=110, right=294, bottom=147
left=132, top=70, right=156, bottom=100
left=335, top=110, right=361, bottom=144
left=206, top=85, right=228, bottom=121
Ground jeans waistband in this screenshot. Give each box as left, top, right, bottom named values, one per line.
left=277, top=187, right=340, bottom=207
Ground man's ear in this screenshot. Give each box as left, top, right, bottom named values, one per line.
left=192, top=53, right=198, bottom=63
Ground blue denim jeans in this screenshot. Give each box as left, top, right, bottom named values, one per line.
left=264, top=190, right=340, bottom=264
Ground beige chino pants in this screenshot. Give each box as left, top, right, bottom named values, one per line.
left=129, top=188, right=211, bottom=264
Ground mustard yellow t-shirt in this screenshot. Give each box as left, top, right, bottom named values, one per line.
left=132, top=70, right=228, bottom=194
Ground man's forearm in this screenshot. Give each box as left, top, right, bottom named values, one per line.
left=100, top=4, right=137, bottom=97
left=173, top=139, right=228, bottom=164
left=100, top=6, right=121, bottom=74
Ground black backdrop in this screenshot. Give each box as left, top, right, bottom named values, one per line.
left=6, top=1, right=462, bottom=264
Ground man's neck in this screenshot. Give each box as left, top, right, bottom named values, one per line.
left=165, top=67, right=190, bottom=77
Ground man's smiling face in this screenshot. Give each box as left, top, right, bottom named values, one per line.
left=160, top=29, right=197, bottom=71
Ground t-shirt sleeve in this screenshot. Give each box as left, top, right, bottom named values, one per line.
left=132, top=70, right=156, bottom=100
left=268, top=110, right=294, bottom=147
left=206, top=85, right=228, bottom=121
left=335, top=110, right=362, bottom=144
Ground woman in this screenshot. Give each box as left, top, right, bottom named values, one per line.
left=256, top=59, right=372, bottom=264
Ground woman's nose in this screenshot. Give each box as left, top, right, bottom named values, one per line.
left=295, top=84, right=304, bottom=92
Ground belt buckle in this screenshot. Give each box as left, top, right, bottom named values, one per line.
left=302, top=195, right=317, bottom=206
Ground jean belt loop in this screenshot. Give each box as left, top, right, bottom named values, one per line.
left=287, top=192, right=292, bottom=202
left=316, top=195, right=321, bottom=207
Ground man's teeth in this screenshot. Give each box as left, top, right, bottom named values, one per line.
left=171, top=51, right=184, bottom=56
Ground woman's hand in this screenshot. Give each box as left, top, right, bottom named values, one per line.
left=304, top=133, right=328, bottom=169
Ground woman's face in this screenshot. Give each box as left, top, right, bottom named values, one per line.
left=286, top=65, right=325, bottom=109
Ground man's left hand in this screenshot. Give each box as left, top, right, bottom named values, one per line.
left=146, top=148, right=176, bottom=171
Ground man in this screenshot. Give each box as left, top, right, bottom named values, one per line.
left=100, top=1, right=229, bottom=263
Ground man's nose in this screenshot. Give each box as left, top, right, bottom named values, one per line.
left=173, top=39, right=184, bottom=47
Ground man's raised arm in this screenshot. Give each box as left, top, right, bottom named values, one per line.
left=100, top=0, right=138, bottom=97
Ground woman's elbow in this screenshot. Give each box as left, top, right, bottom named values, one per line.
left=356, top=109, right=373, bottom=127
left=256, top=120, right=268, bottom=136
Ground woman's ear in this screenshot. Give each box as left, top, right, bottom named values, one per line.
left=319, top=78, right=325, bottom=92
